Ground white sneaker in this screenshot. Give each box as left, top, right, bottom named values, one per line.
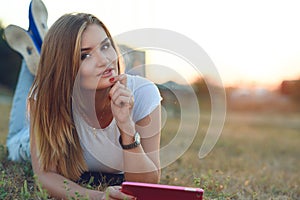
left=4, top=25, right=39, bottom=75
left=29, top=0, right=48, bottom=50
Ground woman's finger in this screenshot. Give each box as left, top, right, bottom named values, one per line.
left=109, top=74, right=127, bottom=86
left=110, top=82, right=130, bottom=99
left=110, top=82, right=134, bottom=108
left=104, top=186, right=136, bottom=200
left=109, top=81, right=126, bottom=98
left=116, top=74, right=127, bottom=87
left=112, top=95, right=133, bottom=108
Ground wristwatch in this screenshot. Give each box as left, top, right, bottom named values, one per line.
left=119, top=132, right=141, bottom=150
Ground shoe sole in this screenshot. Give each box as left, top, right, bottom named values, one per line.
left=4, top=25, right=39, bottom=75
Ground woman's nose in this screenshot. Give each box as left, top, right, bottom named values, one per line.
left=95, top=50, right=109, bottom=67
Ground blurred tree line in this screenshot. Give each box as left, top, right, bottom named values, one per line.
left=0, top=21, right=22, bottom=91
left=280, top=79, right=300, bottom=111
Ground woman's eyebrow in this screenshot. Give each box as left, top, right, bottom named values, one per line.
left=81, top=37, right=109, bottom=52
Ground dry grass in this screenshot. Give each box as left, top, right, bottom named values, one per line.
left=0, top=95, right=300, bottom=199
left=160, top=110, right=300, bottom=199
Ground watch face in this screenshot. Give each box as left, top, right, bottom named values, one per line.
left=119, top=132, right=141, bottom=149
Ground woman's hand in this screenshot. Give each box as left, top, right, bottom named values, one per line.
left=100, top=186, right=136, bottom=200
left=109, top=74, right=135, bottom=134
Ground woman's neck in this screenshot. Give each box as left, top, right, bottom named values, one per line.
left=79, top=87, right=113, bottom=129
left=95, top=87, right=111, bottom=113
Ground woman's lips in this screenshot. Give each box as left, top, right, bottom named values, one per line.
left=99, top=68, right=114, bottom=78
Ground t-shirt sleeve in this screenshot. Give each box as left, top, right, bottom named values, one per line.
left=131, top=77, right=162, bottom=123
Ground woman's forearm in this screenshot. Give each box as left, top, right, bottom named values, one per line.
left=118, top=107, right=161, bottom=184
left=35, top=171, right=103, bottom=200
left=122, top=145, right=161, bottom=183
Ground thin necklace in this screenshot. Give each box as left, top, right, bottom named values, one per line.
left=78, top=93, right=111, bottom=137
left=80, top=103, right=111, bottom=137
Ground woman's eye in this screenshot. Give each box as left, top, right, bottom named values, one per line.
left=101, top=42, right=110, bottom=51
left=81, top=53, right=91, bottom=60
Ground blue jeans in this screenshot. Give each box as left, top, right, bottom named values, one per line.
left=6, top=60, right=34, bottom=161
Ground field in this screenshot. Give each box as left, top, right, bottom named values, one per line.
left=0, top=94, right=300, bottom=199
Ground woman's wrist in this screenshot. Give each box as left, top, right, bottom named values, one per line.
left=117, top=119, right=135, bottom=136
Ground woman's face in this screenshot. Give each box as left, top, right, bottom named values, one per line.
left=79, top=24, right=118, bottom=90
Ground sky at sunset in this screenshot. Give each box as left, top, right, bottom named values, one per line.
left=1, top=0, right=300, bottom=88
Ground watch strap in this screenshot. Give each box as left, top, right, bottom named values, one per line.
left=119, top=132, right=141, bottom=150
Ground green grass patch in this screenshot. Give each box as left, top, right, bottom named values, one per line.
left=1, top=97, right=300, bottom=199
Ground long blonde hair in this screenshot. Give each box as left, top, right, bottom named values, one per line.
left=29, top=13, right=121, bottom=180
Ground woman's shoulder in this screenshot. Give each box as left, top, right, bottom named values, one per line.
left=126, top=74, right=157, bottom=91
left=126, top=74, right=162, bottom=122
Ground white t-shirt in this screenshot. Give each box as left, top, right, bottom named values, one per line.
left=73, top=74, right=162, bottom=173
